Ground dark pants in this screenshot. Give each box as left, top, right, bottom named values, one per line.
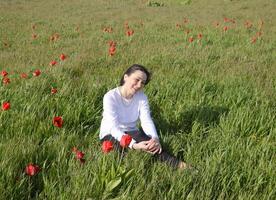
left=101, top=130, right=180, bottom=168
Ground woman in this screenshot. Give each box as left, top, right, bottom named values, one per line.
left=100, top=64, right=191, bottom=169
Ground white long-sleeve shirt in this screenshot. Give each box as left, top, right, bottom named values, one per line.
left=99, top=87, right=159, bottom=148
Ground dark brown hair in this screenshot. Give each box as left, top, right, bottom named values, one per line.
left=119, top=64, right=151, bottom=86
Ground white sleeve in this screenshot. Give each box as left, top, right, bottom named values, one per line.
left=139, top=95, right=159, bottom=140
left=103, top=94, right=136, bottom=148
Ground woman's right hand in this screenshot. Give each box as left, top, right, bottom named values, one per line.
left=133, top=140, right=162, bottom=155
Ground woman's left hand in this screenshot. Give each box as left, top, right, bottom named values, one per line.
left=146, top=138, right=162, bottom=154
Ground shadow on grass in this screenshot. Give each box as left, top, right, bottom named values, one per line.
left=151, top=103, right=229, bottom=135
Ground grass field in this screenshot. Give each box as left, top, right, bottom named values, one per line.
left=0, top=0, right=275, bottom=199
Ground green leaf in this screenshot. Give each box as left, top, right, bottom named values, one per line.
left=105, top=177, right=122, bottom=192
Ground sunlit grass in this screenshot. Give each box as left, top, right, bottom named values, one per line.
left=0, top=0, right=275, bottom=199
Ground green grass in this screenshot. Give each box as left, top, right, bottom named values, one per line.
left=0, top=0, right=275, bottom=199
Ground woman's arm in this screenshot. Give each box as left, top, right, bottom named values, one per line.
left=139, top=95, right=159, bottom=140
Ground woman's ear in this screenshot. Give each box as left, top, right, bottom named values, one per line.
left=124, top=74, right=128, bottom=82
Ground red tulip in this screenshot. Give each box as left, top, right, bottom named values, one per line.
left=32, top=34, right=37, bottom=39
left=244, top=20, right=252, bottom=29
left=188, top=36, right=194, bottom=43
left=76, top=151, right=85, bottom=160
left=53, top=116, right=63, bottom=128
left=251, top=36, right=257, bottom=44
left=2, top=77, right=10, bottom=84
left=50, top=33, right=60, bottom=41
left=102, top=141, right=113, bottom=153
left=126, top=29, right=134, bottom=36
left=256, top=31, right=262, bottom=37
left=33, top=69, right=41, bottom=77
left=223, top=26, right=228, bottom=32
left=51, top=88, right=57, bottom=94
left=109, top=46, right=116, bottom=56
left=2, top=102, right=10, bottom=111
left=1, top=70, right=8, bottom=77
left=183, top=18, right=189, bottom=24
left=25, top=163, right=40, bottom=176
left=109, top=40, right=116, bottom=47
left=3, top=42, right=8, bottom=47
left=197, top=33, right=203, bottom=40
left=20, top=73, right=28, bottom=79
left=71, top=148, right=85, bottom=164
left=49, top=60, right=57, bottom=66
left=224, top=17, right=230, bottom=23
left=120, top=134, right=132, bottom=148
left=60, top=53, right=66, bottom=61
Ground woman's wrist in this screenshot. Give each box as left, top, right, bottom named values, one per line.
left=132, top=143, right=137, bottom=150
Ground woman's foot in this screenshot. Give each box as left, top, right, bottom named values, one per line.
left=178, top=161, right=198, bottom=173
left=178, top=161, right=192, bottom=169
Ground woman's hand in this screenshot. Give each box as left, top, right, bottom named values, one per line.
left=146, top=138, right=162, bottom=154
left=133, top=139, right=162, bottom=154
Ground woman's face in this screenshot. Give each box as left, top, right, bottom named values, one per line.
left=123, top=70, right=147, bottom=96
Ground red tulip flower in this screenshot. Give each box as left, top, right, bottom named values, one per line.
left=2, top=77, right=10, bottom=85
left=251, top=36, right=257, bottom=44
left=71, top=147, right=85, bottom=164
left=50, top=33, right=60, bottom=41
left=109, top=46, right=116, bottom=56
left=25, top=163, right=40, bottom=176
left=109, top=40, right=116, bottom=47
left=1, top=70, right=8, bottom=77
left=183, top=18, right=189, bottom=24
left=49, top=60, right=57, bottom=66
left=2, top=102, right=10, bottom=111
left=126, top=29, right=134, bottom=36
left=33, top=69, right=41, bottom=77
left=32, top=34, right=37, bottom=39
left=224, top=17, right=230, bottom=23
left=188, top=36, right=194, bottom=43
left=197, top=33, right=203, bottom=40
left=102, top=141, right=113, bottom=153
left=60, top=53, right=66, bottom=61
left=256, top=31, right=262, bottom=37
left=53, top=116, right=63, bottom=128
left=76, top=151, right=85, bottom=160
left=20, top=73, right=28, bottom=79
left=120, top=134, right=132, bottom=148
left=244, top=20, right=252, bottom=29
left=51, top=88, right=57, bottom=94
left=223, top=26, right=229, bottom=32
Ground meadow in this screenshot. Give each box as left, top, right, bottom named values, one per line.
left=0, top=0, right=275, bottom=199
